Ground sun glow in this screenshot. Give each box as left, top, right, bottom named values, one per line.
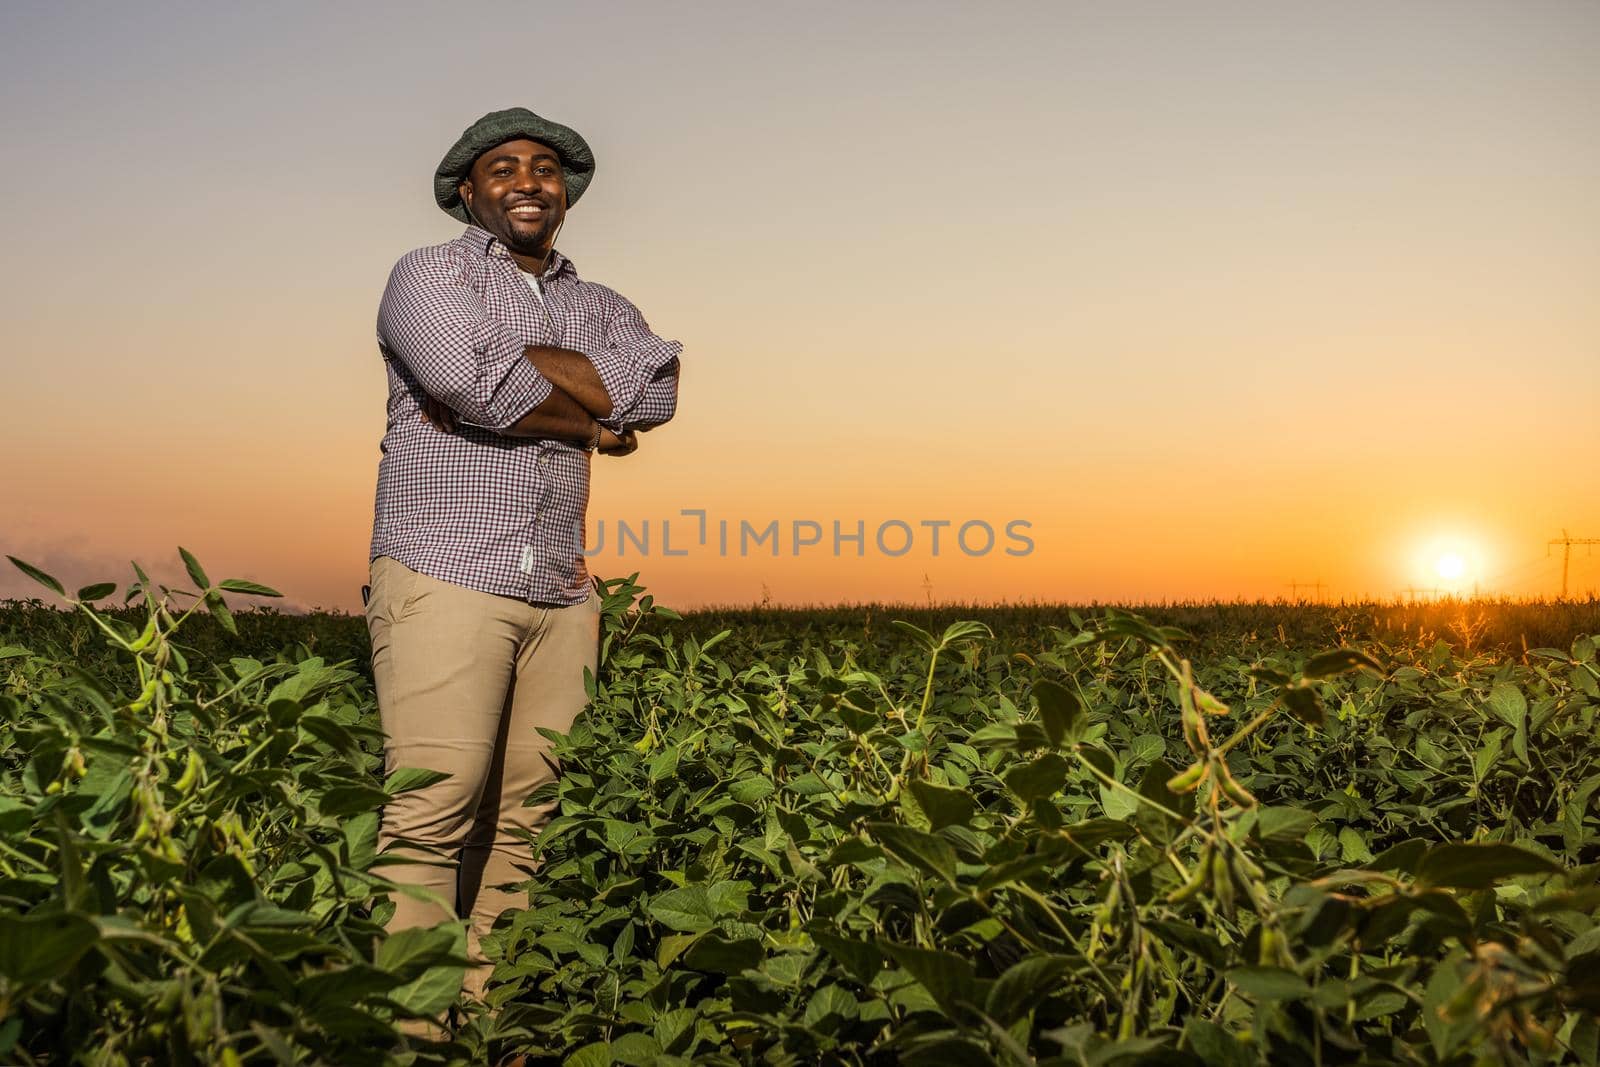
left=1409, top=532, right=1488, bottom=595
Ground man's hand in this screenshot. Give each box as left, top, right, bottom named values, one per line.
left=421, top=394, right=458, bottom=434
left=598, top=427, right=638, bottom=457
left=422, top=391, right=636, bottom=456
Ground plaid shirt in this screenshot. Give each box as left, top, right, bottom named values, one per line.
left=370, top=224, right=681, bottom=605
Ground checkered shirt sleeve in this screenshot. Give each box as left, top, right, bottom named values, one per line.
left=569, top=287, right=682, bottom=433
left=377, top=246, right=554, bottom=431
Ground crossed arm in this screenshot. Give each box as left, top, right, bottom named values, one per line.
left=424, top=347, right=634, bottom=453
left=376, top=248, right=681, bottom=452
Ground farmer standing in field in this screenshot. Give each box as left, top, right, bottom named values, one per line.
left=364, top=106, right=682, bottom=1010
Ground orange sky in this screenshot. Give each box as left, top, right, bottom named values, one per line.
left=2, top=2, right=1597, bottom=611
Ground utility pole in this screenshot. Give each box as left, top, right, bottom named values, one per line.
left=1548, top=530, right=1599, bottom=598
left=1286, top=579, right=1324, bottom=602
left=921, top=573, right=933, bottom=607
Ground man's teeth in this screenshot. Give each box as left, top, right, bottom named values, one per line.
left=510, top=205, right=544, bottom=215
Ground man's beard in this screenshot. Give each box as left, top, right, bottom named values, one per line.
left=501, top=214, right=555, bottom=255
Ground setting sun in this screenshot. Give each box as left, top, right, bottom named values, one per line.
left=1406, top=531, right=1491, bottom=596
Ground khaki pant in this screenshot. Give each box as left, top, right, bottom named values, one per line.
left=365, top=555, right=601, bottom=1002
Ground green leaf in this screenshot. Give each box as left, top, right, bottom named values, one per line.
left=1128, top=733, right=1166, bottom=764
left=655, top=932, right=701, bottom=969
left=706, top=880, right=750, bottom=917
left=1414, top=842, right=1560, bottom=889
left=1077, top=745, right=1116, bottom=782
left=1422, top=956, right=1474, bottom=1059
left=6, top=557, right=64, bottom=597
left=1058, top=818, right=1139, bottom=853
left=1003, top=753, right=1071, bottom=804
left=376, top=922, right=463, bottom=971
left=0, top=911, right=99, bottom=984
left=1281, top=683, right=1324, bottom=727
left=1302, top=648, right=1381, bottom=679
left=867, top=822, right=957, bottom=884
left=1248, top=665, right=1291, bottom=687
left=1145, top=919, right=1227, bottom=968
left=1366, top=838, right=1429, bottom=874
left=1184, top=1019, right=1253, bottom=1067
left=300, top=713, right=361, bottom=757
left=1034, top=679, right=1086, bottom=747
left=939, top=620, right=993, bottom=647
left=318, top=784, right=390, bottom=818
left=1485, top=683, right=1527, bottom=728
left=683, top=934, right=761, bottom=974
left=649, top=886, right=717, bottom=933
left=890, top=619, right=938, bottom=652
left=899, top=781, right=933, bottom=829
left=804, top=983, right=860, bottom=1030
left=385, top=767, right=453, bottom=796
left=784, top=772, right=836, bottom=796
left=343, top=811, right=378, bottom=871
left=653, top=1008, right=697, bottom=1053
left=836, top=703, right=878, bottom=734
left=1228, top=966, right=1311, bottom=1001
left=985, top=954, right=1077, bottom=1025
left=1338, top=827, right=1374, bottom=864
left=1135, top=760, right=1190, bottom=843
left=822, top=824, right=874, bottom=856
left=217, top=578, right=283, bottom=597
left=266, top=698, right=303, bottom=728
left=729, top=776, right=775, bottom=805
left=1100, top=780, right=1139, bottom=821
left=179, top=546, right=211, bottom=590
left=75, top=582, right=116, bottom=602
left=609, top=1033, right=662, bottom=1067
left=381, top=923, right=468, bottom=1017
left=1409, top=889, right=1473, bottom=934
left=1531, top=888, right=1600, bottom=915
left=1097, top=611, right=1185, bottom=649
left=1473, top=729, right=1505, bottom=782
left=1255, top=806, right=1316, bottom=844
left=880, top=941, right=980, bottom=1015
left=809, top=929, right=884, bottom=984
left=202, top=589, right=236, bottom=635
left=566, top=1042, right=612, bottom=1067
left=908, top=779, right=976, bottom=832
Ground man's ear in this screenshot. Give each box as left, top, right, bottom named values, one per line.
left=458, top=178, right=474, bottom=214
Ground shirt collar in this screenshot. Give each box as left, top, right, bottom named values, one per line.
left=460, top=223, right=576, bottom=280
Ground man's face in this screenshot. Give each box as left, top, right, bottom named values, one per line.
left=459, top=138, right=568, bottom=256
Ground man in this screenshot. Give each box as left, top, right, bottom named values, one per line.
left=365, top=106, right=681, bottom=1006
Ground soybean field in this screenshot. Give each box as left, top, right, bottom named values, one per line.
left=1, top=553, right=1598, bottom=1066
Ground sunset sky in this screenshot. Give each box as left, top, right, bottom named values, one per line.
left=2, top=1, right=1596, bottom=611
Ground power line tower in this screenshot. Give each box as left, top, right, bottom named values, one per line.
left=1548, top=530, right=1599, bottom=598
left=1285, top=579, right=1324, bottom=602
left=921, top=573, right=933, bottom=607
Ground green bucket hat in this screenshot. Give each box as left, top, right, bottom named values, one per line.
left=434, top=107, right=596, bottom=223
